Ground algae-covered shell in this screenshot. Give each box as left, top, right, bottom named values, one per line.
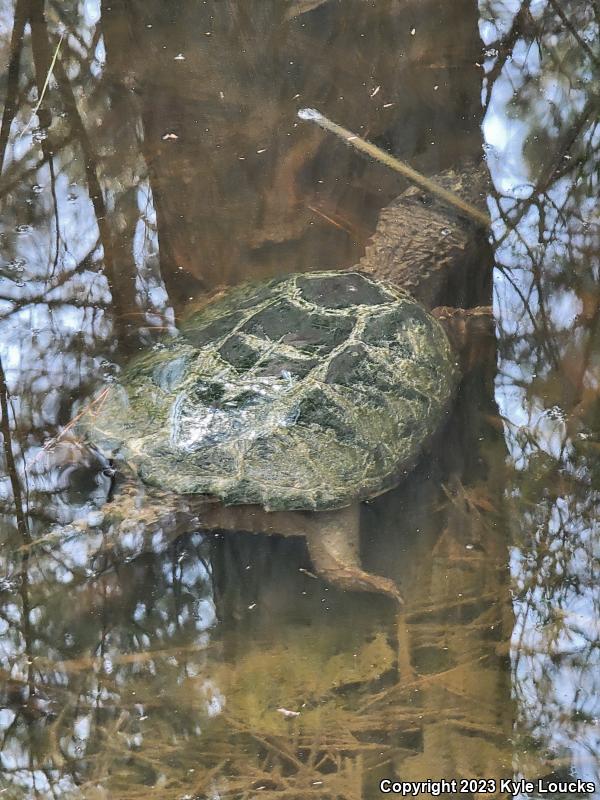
left=86, top=270, right=457, bottom=511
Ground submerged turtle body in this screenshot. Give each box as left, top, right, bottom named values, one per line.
left=90, top=270, right=457, bottom=512
left=82, top=163, right=492, bottom=603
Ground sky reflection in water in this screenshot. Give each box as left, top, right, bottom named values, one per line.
left=0, top=0, right=598, bottom=797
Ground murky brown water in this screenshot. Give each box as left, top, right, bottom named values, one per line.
left=0, top=1, right=598, bottom=798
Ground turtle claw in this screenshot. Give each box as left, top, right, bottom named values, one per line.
left=312, top=562, right=404, bottom=605
left=302, top=505, right=404, bottom=603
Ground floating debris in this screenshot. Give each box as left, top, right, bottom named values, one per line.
left=276, top=707, right=301, bottom=718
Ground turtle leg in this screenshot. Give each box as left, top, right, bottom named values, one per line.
left=195, top=501, right=403, bottom=603
left=302, top=504, right=403, bottom=604
left=431, top=305, right=494, bottom=373
left=304, top=507, right=412, bottom=678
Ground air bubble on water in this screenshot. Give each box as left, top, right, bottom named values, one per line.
left=32, top=184, right=44, bottom=193
left=31, top=127, right=48, bottom=142
left=15, top=224, right=31, bottom=233
left=5, top=257, right=26, bottom=273
left=510, top=183, right=534, bottom=200
left=546, top=405, right=565, bottom=422
left=99, top=359, right=119, bottom=381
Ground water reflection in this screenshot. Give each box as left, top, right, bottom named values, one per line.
left=0, top=0, right=597, bottom=797
left=481, top=0, right=600, bottom=788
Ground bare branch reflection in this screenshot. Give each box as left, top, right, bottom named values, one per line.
left=0, top=0, right=597, bottom=795
left=482, top=0, right=599, bottom=784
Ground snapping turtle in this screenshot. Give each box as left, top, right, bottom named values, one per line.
left=84, top=164, right=492, bottom=603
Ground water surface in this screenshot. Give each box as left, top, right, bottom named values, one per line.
left=0, top=1, right=598, bottom=798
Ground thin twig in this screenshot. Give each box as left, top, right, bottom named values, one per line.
left=27, top=387, right=110, bottom=466
left=546, top=0, right=599, bottom=67
left=298, top=108, right=491, bottom=228
left=19, top=32, right=65, bottom=138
